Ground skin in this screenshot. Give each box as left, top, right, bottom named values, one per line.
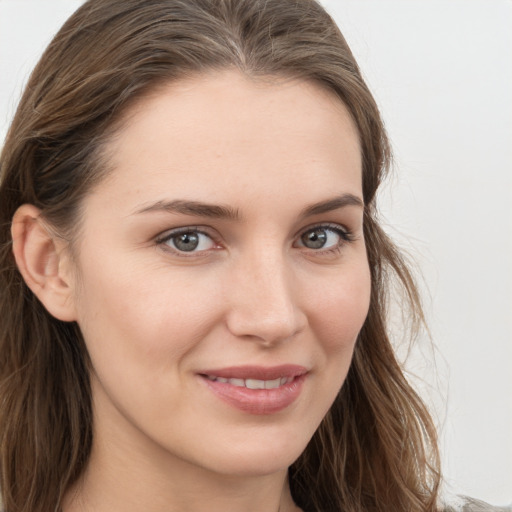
left=14, top=70, right=371, bottom=512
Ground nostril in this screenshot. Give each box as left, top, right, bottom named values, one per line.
left=225, top=306, right=306, bottom=346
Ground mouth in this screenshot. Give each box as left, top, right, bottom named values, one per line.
left=198, top=365, right=308, bottom=415
left=203, top=375, right=294, bottom=389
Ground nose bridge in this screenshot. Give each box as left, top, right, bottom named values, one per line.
left=226, top=245, right=305, bottom=344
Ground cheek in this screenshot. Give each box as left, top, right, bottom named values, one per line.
left=307, top=261, right=371, bottom=355
left=73, top=254, right=221, bottom=368
left=289, top=260, right=371, bottom=437
left=71, top=257, right=225, bottom=429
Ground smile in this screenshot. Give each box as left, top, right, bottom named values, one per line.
left=204, top=375, right=294, bottom=389
left=199, top=365, right=308, bottom=415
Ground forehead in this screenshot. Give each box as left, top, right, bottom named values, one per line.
left=98, top=70, right=362, bottom=209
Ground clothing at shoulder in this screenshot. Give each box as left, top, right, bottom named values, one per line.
left=443, top=496, right=512, bottom=512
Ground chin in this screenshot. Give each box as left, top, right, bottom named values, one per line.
left=210, top=454, right=296, bottom=478
left=195, top=430, right=311, bottom=478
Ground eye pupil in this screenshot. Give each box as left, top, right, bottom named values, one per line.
left=173, top=232, right=199, bottom=251
left=302, top=229, right=327, bottom=249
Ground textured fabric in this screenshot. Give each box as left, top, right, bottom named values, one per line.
left=443, top=496, right=512, bottom=512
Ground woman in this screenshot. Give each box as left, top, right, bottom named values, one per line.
left=0, top=1, right=508, bottom=511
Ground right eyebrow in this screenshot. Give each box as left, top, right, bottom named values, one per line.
left=299, top=193, right=364, bottom=218
left=132, top=199, right=242, bottom=221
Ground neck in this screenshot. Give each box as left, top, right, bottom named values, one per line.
left=64, top=457, right=299, bottom=512
left=63, top=401, right=301, bottom=512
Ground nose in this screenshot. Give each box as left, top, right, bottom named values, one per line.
left=224, top=250, right=307, bottom=346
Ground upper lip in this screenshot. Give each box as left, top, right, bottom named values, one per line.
left=199, top=364, right=308, bottom=380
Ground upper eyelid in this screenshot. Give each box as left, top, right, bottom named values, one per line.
left=294, top=222, right=351, bottom=239
left=156, top=225, right=217, bottom=242
left=156, top=222, right=349, bottom=238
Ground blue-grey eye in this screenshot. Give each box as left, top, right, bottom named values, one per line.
left=300, top=227, right=343, bottom=249
left=167, top=231, right=215, bottom=252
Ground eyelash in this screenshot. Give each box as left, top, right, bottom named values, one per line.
left=295, top=223, right=355, bottom=256
left=156, top=226, right=220, bottom=258
left=155, top=223, right=355, bottom=257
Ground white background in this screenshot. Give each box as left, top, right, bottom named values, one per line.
left=1, top=0, right=511, bottom=506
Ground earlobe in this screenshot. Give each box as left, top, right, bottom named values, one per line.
left=11, top=204, right=77, bottom=322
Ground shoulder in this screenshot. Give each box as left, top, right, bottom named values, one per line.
left=442, top=496, right=512, bottom=512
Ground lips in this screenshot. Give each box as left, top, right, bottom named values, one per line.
left=198, top=365, right=307, bottom=415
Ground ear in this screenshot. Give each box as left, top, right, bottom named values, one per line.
left=11, top=204, right=77, bottom=322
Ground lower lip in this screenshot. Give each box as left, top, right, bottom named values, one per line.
left=200, top=375, right=306, bottom=415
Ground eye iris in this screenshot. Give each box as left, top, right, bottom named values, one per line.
left=173, top=232, right=199, bottom=252
left=302, top=229, right=327, bottom=249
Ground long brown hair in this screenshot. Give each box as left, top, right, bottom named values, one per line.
left=0, top=1, right=440, bottom=511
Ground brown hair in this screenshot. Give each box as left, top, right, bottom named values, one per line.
left=0, top=1, right=440, bottom=511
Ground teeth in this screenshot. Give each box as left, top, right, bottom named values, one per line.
left=206, top=375, right=294, bottom=389
left=265, top=378, right=281, bottom=389
left=245, top=378, right=265, bottom=389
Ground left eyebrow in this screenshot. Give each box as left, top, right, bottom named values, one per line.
left=299, top=194, right=364, bottom=218
left=131, top=199, right=242, bottom=221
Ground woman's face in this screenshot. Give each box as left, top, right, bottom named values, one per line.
left=70, top=70, right=371, bottom=477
